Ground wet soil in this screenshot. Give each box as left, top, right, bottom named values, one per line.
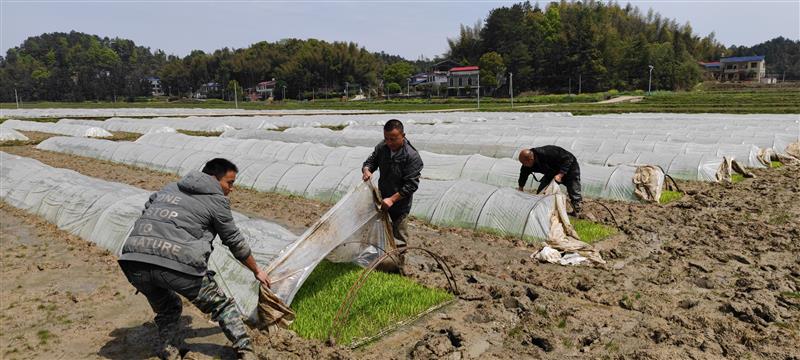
left=2, top=145, right=798, bottom=359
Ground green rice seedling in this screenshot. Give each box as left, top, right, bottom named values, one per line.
left=659, top=190, right=683, bottom=204
left=570, top=218, right=616, bottom=244
left=289, top=261, right=453, bottom=345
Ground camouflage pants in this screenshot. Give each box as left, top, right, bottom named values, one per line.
left=118, top=261, right=252, bottom=354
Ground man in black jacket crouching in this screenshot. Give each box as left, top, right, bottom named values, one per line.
left=518, top=146, right=583, bottom=215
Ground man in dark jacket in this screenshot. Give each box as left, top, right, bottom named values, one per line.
left=518, top=146, right=583, bottom=215
left=362, top=119, right=424, bottom=247
left=118, top=158, right=268, bottom=360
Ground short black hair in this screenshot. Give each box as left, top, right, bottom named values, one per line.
left=202, top=158, right=238, bottom=179
left=383, top=119, right=404, bottom=133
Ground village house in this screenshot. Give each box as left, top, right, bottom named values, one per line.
left=448, top=65, right=480, bottom=96
left=720, top=55, right=766, bottom=82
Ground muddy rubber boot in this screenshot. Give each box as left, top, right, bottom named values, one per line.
left=182, top=350, right=214, bottom=360
left=568, top=203, right=582, bottom=218
left=237, top=349, right=259, bottom=360
left=156, top=344, right=181, bottom=360
left=156, top=321, right=184, bottom=360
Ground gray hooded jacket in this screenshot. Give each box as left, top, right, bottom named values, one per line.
left=119, top=171, right=252, bottom=276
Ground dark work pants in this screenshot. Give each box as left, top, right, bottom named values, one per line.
left=390, top=211, right=410, bottom=247
left=118, top=261, right=252, bottom=353
left=537, top=167, right=583, bottom=212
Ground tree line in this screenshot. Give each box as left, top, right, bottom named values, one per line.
left=447, top=0, right=730, bottom=93
left=2, top=1, right=798, bottom=102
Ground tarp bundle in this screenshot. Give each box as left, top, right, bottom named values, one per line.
left=0, top=152, right=400, bottom=327
left=136, top=133, right=663, bottom=202
left=1, top=119, right=112, bottom=138
left=0, top=127, right=28, bottom=141
left=36, top=137, right=586, bottom=240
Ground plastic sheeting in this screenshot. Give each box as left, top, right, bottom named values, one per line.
left=267, top=181, right=396, bottom=305
left=221, top=128, right=758, bottom=181
left=343, top=128, right=770, bottom=168
left=342, top=112, right=797, bottom=159
left=1, top=120, right=113, bottom=138
left=0, top=152, right=295, bottom=322
left=0, top=152, right=398, bottom=325
left=59, top=117, right=236, bottom=133
left=0, top=127, right=28, bottom=141
left=37, top=137, right=362, bottom=203
left=1, top=108, right=383, bottom=119
left=58, top=119, right=177, bottom=134
left=36, top=137, right=574, bottom=239
left=572, top=150, right=729, bottom=182
left=137, top=132, right=661, bottom=202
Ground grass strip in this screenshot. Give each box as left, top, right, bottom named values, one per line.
left=3, top=89, right=799, bottom=114
left=290, top=261, right=453, bottom=345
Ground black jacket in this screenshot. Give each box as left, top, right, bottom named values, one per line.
left=363, top=139, right=424, bottom=218
left=518, top=145, right=579, bottom=189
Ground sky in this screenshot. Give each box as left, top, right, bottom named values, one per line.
left=1, top=0, right=798, bottom=59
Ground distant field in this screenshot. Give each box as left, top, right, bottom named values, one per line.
left=2, top=88, right=798, bottom=115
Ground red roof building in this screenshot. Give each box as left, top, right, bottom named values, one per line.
left=449, top=66, right=480, bottom=72
left=448, top=66, right=480, bottom=95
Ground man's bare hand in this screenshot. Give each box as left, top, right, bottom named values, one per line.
left=554, top=173, right=564, bottom=182
left=255, top=270, right=271, bottom=288
left=362, top=169, right=372, bottom=182
left=381, top=197, right=394, bottom=210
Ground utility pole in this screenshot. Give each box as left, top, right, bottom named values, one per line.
left=407, top=79, right=410, bottom=97
left=14, top=89, right=19, bottom=109
left=282, top=85, right=286, bottom=101
left=648, top=65, right=654, bottom=95
left=578, top=74, right=582, bottom=95
left=568, top=77, right=572, bottom=95
left=509, top=73, right=514, bottom=109
left=234, top=83, right=238, bottom=109
left=477, top=72, right=480, bottom=109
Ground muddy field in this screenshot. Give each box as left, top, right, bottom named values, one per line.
left=1, top=143, right=799, bottom=359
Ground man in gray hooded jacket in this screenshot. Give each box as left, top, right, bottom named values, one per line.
left=118, top=158, right=268, bottom=360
